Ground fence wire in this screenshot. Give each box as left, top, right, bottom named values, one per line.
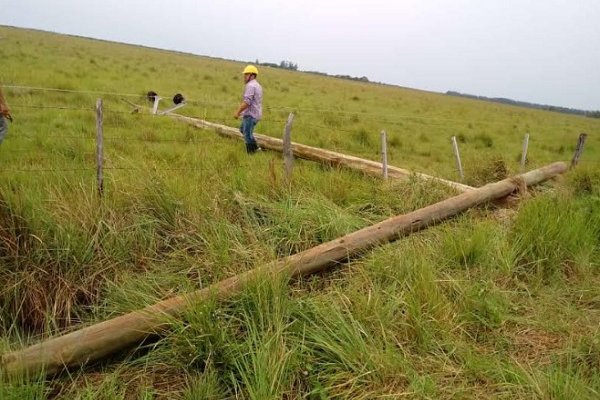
left=1, top=85, right=596, bottom=182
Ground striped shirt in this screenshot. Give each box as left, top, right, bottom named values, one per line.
left=241, top=79, right=263, bottom=120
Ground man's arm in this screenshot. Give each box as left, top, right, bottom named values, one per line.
left=234, top=84, right=255, bottom=119
left=233, top=101, right=249, bottom=119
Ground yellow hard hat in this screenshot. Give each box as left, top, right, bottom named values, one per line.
left=242, top=65, right=259, bottom=75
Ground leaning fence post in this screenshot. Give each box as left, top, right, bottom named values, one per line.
left=152, top=96, right=161, bottom=115
left=520, top=133, right=530, bottom=172
left=381, top=130, right=388, bottom=180
left=283, top=112, right=295, bottom=183
left=451, top=136, right=464, bottom=181
left=96, top=98, right=104, bottom=197
left=570, top=133, right=587, bottom=169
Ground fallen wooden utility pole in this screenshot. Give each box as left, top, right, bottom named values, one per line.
left=171, top=114, right=474, bottom=193
left=0, top=162, right=566, bottom=378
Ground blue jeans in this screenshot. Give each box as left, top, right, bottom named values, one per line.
left=239, top=116, right=258, bottom=146
left=0, top=117, right=7, bottom=145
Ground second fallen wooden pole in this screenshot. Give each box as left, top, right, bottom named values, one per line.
left=169, top=114, right=474, bottom=193
left=0, top=162, right=567, bottom=379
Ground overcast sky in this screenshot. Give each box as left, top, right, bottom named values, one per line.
left=3, top=0, right=599, bottom=110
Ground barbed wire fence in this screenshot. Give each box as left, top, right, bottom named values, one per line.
left=0, top=84, right=595, bottom=193
left=0, top=92, right=264, bottom=197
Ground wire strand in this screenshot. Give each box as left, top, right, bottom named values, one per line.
left=2, top=84, right=142, bottom=98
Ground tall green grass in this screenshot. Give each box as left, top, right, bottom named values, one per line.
left=1, top=25, right=599, bottom=398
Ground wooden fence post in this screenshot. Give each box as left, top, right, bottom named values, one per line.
left=451, top=136, right=464, bottom=181
left=283, top=112, right=294, bottom=182
left=96, top=98, right=104, bottom=197
left=570, top=133, right=587, bottom=168
left=381, top=130, right=388, bottom=180
left=520, top=133, right=530, bottom=172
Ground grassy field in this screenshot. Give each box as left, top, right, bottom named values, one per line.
left=1, top=25, right=600, bottom=399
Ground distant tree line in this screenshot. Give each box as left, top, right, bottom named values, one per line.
left=253, top=59, right=369, bottom=83
left=254, top=60, right=298, bottom=71
left=446, top=91, right=600, bottom=118
left=304, top=70, right=369, bottom=82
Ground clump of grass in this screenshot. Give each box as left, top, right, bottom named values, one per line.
left=567, top=167, right=600, bottom=196
left=294, top=294, right=410, bottom=397
left=510, top=194, right=600, bottom=282
left=225, top=278, right=301, bottom=398
left=560, top=335, right=600, bottom=382
left=388, top=135, right=402, bottom=148
left=473, top=133, right=494, bottom=148
left=441, top=219, right=498, bottom=269
left=555, top=144, right=567, bottom=154
left=152, top=275, right=300, bottom=399
left=138, top=130, right=158, bottom=142
left=322, top=112, right=342, bottom=128
left=0, top=190, right=104, bottom=333
left=245, top=193, right=366, bottom=256
left=352, top=128, right=371, bottom=146
left=464, top=156, right=509, bottom=186
left=458, top=282, right=509, bottom=342
left=0, top=373, right=49, bottom=400
left=183, top=368, right=227, bottom=400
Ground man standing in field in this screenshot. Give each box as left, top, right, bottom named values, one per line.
left=0, top=88, right=12, bottom=145
left=233, top=65, right=263, bottom=154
